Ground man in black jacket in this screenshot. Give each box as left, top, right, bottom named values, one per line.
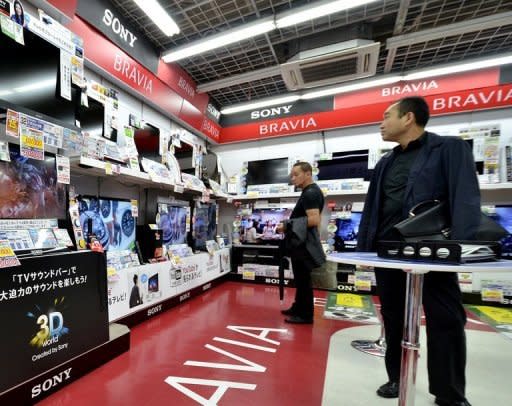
left=357, top=97, right=479, bottom=406
left=277, top=161, right=325, bottom=324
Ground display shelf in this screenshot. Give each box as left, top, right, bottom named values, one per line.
left=70, top=156, right=204, bottom=194
left=229, top=185, right=369, bottom=200
left=480, top=182, right=512, bottom=190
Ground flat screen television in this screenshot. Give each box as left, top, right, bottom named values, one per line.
left=486, top=206, right=512, bottom=259
left=243, top=208, right=291, bottom=241
left=0, top=28, right=77, bottom=126
left=0, top=145, right=66, bottom=219
left=134, top=122, right=160, bottom=160
left=193, top=203, right=217, bottom=250
left=334, top=212, right=363, bottom=250
left=246, top=158, right=289, bottom=186
left=78, top=197, right=136, bottom=252
left=317, top=150, right=371, bottom=181
left=78, top=97, right=104, bottom=138
left=148, top=274, right=159, bottom=292
left=157, top=203, right=188, bottom=246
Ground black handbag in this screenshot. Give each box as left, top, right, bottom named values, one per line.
left=393, top=200, right=509, bottom=242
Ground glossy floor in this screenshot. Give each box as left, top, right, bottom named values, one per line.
left=37, top=282, right=512, bottom=405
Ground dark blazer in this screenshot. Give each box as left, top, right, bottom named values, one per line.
left=357, top=132, right=481, bottom=251
left=284, top=217, right=326, bottom=267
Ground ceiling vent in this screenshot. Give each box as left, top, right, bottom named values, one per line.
left=280, top=39, right=380, bottom=91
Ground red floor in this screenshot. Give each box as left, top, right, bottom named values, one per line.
left=38, top=282, right=353, bottom=405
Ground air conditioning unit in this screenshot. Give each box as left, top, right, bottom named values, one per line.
left=280, top=39, right=380, bottom=91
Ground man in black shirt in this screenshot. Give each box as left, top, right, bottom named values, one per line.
left=357, top=97, right=480, bottom=406
left=277, top=161, right=325, bottom=324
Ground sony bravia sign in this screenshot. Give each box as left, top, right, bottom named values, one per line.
left=250, top=105, right=293, bottom=119
left=102, top=8, right=137, bottom=47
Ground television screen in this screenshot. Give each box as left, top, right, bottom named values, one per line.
left=487, top=206, right=512, bottom=259
left=0, top=145, right=66, bottom=219
left=246, top=158, right=289, bottom=186
left=0, top=29, right=77, bottom=125
left=317, top=150, right=371, bottom=181
left=148, top=274, right=159, bottom=292
left=335, top=212, right=362, bottom=249
left=245, top=208, right=291, bottom=241
left=193, top=203, right=217, bottom=250
left=157, top=203, right=188, bottom=246
left=78, top=97, right=104, bottom=138
left=134, top=123, right=160, bottom=159
left=78, top=197, right=136, bottom=251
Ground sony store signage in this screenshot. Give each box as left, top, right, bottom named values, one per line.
left=205, top=103, right=221, bottom=122
left=76, top=0, right=159, bottom=73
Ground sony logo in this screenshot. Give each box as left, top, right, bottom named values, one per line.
left=250, top=105, right=292, bottom=120
left=32, top=367, right=72, bottom=398
left=102, top=9, right=137, bottom=47
left=206, top=103, right=221, bottom=120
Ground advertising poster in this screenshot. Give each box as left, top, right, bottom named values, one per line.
left=0, top=251, right=109, bottom=393
left=56, top=155, right=70, bottom=184
left=20, top=126, right=44, bottom=160
left=323, top=292, right=379, bottom=324
left=6, top=109, right=19, bottom=138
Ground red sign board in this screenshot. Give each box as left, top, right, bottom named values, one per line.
left=334, top=68, right=500, bottom=110
left=221, top=83, right=512, bottom=143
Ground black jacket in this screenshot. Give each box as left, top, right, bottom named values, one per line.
left=357, top=132, right=481, bottom=252
left=284, top=216, right=326, bottom=267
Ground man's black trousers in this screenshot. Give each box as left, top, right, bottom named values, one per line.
left=291, top=258, right=314, bottom=318
left=375, top=268, right=467, bottom=402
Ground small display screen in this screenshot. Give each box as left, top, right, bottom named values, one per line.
left=335, top=212, right=362, bottom=249
left=157, top=203, right=188, bottom=246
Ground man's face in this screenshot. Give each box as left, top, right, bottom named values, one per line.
left=290, top=166, right=309, bottom=188
left=380, top=103, right=407, bottom=142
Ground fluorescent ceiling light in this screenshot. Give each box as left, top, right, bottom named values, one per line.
left=404, top=54, right=512, bottom=80
left=0, top=90, right=13, bottom=96
left=132, top=0, right=179, bottom=37
left=302, top=76, right=402, bottom=100
left=162, top=19, right=275, bottom=63
left=221, top=95, right=301, bottom=115
left=14, top=79, right=55, bottom=93
left=276, top=0, right=379, bottom=28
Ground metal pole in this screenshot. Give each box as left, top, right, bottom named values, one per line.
left=398, top=270, right=425, bottom=406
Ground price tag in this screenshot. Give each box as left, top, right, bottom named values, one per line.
left=105, top=162, right=112, bottom=175
left=174, top=184, right=184, bottom=194
left=481, top=288, right=504, bottom=303
left=354, top=279, right=371, bottom=292
left=242, top=271, right=255, bottom=281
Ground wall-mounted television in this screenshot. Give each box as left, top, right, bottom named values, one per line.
left=78, top=197, right=136, bottom=251
left=157, top=203, right=188, bottom=246
left=243, top=208, right=291, bottom=241
left=246, top=158, right=289, bottom=186
left=486, top=206, right=512, bottom=259
left=317, top=150, right=371, bottom=181
left=77, top=97, right=104, bottom=138
left=0, top=145, right=66, bottom=219
left=193, top=203, right=217, bottom=250
left=134, top=122, right=160, bottom=160
left=334, top=212, right=362, bottom=250
left=0, top=28, right=77, bottom=126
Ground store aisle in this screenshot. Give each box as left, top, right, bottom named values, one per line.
left=37, top=282, right=350, bottom=406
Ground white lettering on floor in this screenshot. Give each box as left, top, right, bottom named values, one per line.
left=164, top=325, right=287, bottom=404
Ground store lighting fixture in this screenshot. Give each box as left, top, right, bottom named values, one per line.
left=13, top=79, right=55, bottom=93
left=0, top=89, right=13, bottom=96
left=162, top=19, right=275, bottom=63
left=221, top=95, right=301, bottom=114
left=162, top=0, right=381, bottom=63
left=220, top=53, right=512, bottom=114
left=404, top=54, right=512, bottom=80
left=132, top=0, right=179, bottom=37
left=276, top=0, right=379, bottom=28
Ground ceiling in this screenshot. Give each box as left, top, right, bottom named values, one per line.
left=110, top=0, right=512, bottom=109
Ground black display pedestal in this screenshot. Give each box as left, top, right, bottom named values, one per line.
left=0, top=251, right=130, bottom=404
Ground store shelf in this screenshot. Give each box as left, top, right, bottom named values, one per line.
left=229, top=272, right=294, bottom=287
left=480, top=182, right=512, bottom=190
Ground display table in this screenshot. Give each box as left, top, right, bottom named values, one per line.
left=327, top=252, right=512, bottom=406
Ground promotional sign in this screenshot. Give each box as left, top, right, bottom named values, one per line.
left=221, top=83, right=512, bottom=143
left=76, top=0, right=159, bottom=73
left=0, top=251, right=109, bottom=394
